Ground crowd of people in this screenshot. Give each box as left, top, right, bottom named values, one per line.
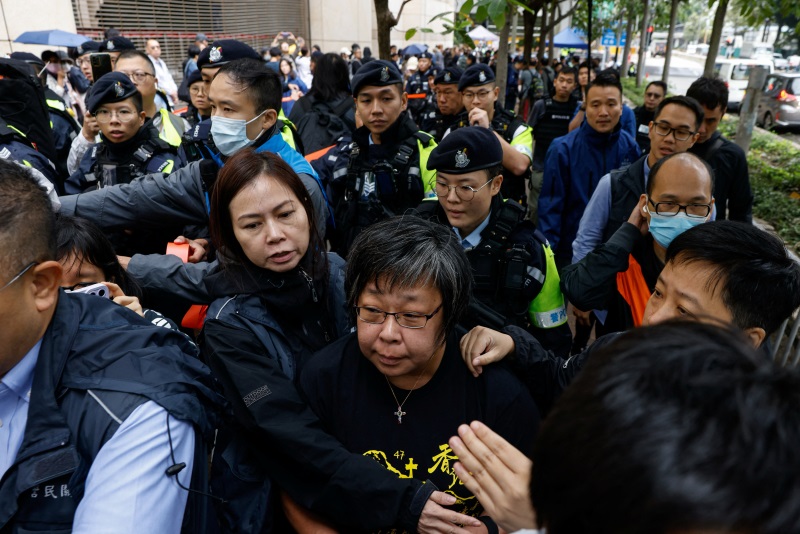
left=0, top=26, right=799, bottom=533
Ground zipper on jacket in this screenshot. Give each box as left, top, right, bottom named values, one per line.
left=300, top=269, right=318, bottom=303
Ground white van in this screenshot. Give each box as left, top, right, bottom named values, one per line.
left=714, top=58, right=774, bottom=111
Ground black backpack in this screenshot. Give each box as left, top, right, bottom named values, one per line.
left=293, top=97, right=354, bottom=154
left=0, top=58, right=57, bottom=163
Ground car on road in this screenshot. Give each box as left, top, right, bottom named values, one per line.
left=773, top=53, right=790, bottom=71
left=714, top=58, right=774, bottom=111
left=757, top=73, right=800, bottom=130
left=643, top=63, right=704, bottom=97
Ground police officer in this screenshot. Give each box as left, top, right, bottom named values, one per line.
left=99, top=35, right=137, bottom=68
left=419, top=127, right=571, bottom=357
left=405, top=51, right=435, bottom=125
left=446, top=63, right=533, bottom=205
left=74, top=39, right=101, bottom=83
left=66, top=72, right=183, bottom=193
left=420, top=66, right=468, bottom=142
left=329, top=60, right=437, bottom=254
left=526, top=66, right=578, bottom=222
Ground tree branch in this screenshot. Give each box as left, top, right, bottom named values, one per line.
left=395, top=0, right=414, bottom=25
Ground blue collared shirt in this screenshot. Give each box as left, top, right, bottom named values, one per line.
left=0, top=340, right=39, bottom=477
left=572, top=157, right=652, bottom=263
left=0, top=341, right=195, bottom=533
left=453, top=213, right=492, bottom=250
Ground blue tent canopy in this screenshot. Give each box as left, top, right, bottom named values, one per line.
left=549, top=28, right=588, bottom=49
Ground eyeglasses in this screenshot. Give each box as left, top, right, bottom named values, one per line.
left=354, top=303, right=443, bottom=329
left=76, top=57, right=91, bottom=67
left=0, top=262, right=37, bottom=293
left=434, top=177, right=494, bottom=201
left=648, top=198, right=711, bottom=219
left=62, top=281, right=101, bottom=292
left=118, top=70, right=154, bottom=83
left=94, top=108, right=138, bottom=123
left=652, top=121, right=695, bottom=141
left=189, top=86, right=206, bottom=96
left=645, top=91, right=663, bottom=98
left=462, top=89, right=493, bottom=101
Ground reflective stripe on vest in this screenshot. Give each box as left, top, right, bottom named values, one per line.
left=616, top=254, right=650, bottom=327
left=158, top=109, right=183, bottom=147
left=46, top=98, right=66, bottom=112
left=528, top=243, right=568, bottom=328
left=417, top=138, right=435, bottom=197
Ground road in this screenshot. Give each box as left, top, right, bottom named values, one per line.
left=639, top=51, right=799, bottom=144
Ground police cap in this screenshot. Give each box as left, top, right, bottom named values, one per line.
left=75, top=40, right=101, bottom=58
left=101, top=36, right=136, bottom=52
left=434, top=66, right=462, bottom=86
left=198, top=39, right=260, bottom=69
left=86, top=72, right=139, bottom=114
left=458, top=64, right=495, bottom=91
left=185, top=69, right=203, bottom=87
left=351, top=59, right=403, bottom=96
left=418, top=51, right=433, bottom=60
left=427, top=67, right=440, bottom=79
left=427, top=127, right=502, bottom=175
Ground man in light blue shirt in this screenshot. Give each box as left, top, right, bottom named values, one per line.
left=0, top=159, right=221, bottom=533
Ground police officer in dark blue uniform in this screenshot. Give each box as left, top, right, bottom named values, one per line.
left=420, top=66, right=468, bottom=142
left=405, top=51, right=435, bottom=125
left=66, top=72, right=184, bottom=194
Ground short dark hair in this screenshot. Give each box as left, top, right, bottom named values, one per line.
left=187, top=44, right=200, bottom=59
left=585, top=72, right=622, bottom=100
left=345, top=216, right=472, bottom=345
left=665, top=221, right=800, bottom=336
left=653, top=95, right=705, bottom=131
left=687, top=76, right=729, bottom=111
left=0, top=160, right=56, bottom=276
left=215, top=58, right=282, bottom=113
left=115, top=49, right=155, bottom=74
left=55, top=215, right=142, bottom=299
left=645, top=80, right=667, bottom=95
left=646, top=152, right=714, bottom=197
left=557, top=66, right=577, bottom=82
left=532, top=321, right=800, bottom=534
left=578, top=60, right=591, bottom=73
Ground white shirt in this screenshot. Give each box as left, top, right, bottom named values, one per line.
left=148, top=55, right=179, bottom=98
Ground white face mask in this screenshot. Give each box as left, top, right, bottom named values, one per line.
left=210, top=110, right=267, bottom=156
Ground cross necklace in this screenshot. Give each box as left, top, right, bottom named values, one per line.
left=383, top=353, right=436, bottom=424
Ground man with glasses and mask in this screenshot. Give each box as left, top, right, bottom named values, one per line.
left=444, top=64, right=533, bottom=204
left=0, top=159, right=222, bottom=533
left=561, top=151, right=714, bottom=335
left=417, top=127, right=572, bottom=357
left=65, top=72, right=184, bottom=194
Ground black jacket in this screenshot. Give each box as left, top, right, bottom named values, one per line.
left=0, top=291, right=223, bottom=533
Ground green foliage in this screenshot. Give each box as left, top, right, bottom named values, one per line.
left=622, top=77, right=646, bottom=107
left=718, top=116, right=800, bottom=253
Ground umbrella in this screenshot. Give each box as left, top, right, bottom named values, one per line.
left=468, top=26, right=500, bottom=43
left=14, top=30, right=90, bottom=48
left=549, top=28, right=588, bottom=49
left=402, top=43, right=428, bottom=56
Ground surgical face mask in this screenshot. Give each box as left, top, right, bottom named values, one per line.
left=646, top=206, right=707, bottom=249
left=210, top=110, right=267, bottom=156
left=45, top=63, right=60, bottom=75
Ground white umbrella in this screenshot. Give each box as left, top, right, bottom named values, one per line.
left=468, top=26, right=500, bottom=43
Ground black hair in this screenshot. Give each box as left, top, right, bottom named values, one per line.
left=557, top=66, right=577, bottom=81
left=645, top=80, right=668, bottom=95
left=187, top=44, right=200, bottom=59
left=665, top=220, right=800, bottom=336
left=308, top=53, right=350, bottom=102
left=216, top=58, right=282, bottom=114
left=585, top=72, right=623, bottom=100
left=54, top=215, right=142, bottom=299
left=532, top=321, right=800, bottom=534
left=116, top=49, right=156, bottom=75
left=653, top=95, right=704, bottom=130
left=646, top=152, right=714, bottom=197
left=345, top=215, right=473, bottom=345
left=485, top=163, right=503, bottom=182
left=0, top=160, right=55, bottom=276
left=686, top=76, right=729, bottom=111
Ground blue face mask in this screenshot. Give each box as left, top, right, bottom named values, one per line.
left=210, top=110, right=267, bottom=156
left=646, top=206, right=707, bottom=249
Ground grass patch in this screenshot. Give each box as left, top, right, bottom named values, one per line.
left=622, top=77, right=646, bottom=107
left=718, top=116, right=800, bottom=253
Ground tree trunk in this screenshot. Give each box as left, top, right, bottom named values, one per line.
left=773, top=23, right=783, bottom=48
left=524, top=8, right=535, bottom=61
left=704, top=0, right=728, bottom=77
left=537, top=2, right=549, bottom=63
left=548, top=0, right=557, bottom=63
left=497, top=11, right=512, bottom=107
left=662, top=0, right=680, bottom=88
left=614, top=10, right=623, bottom=64
left=374, top=0, right=393, bottom=60
left=622, top=11, right=634, bottom=76
left=636, top=0, right=650, bottom=87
